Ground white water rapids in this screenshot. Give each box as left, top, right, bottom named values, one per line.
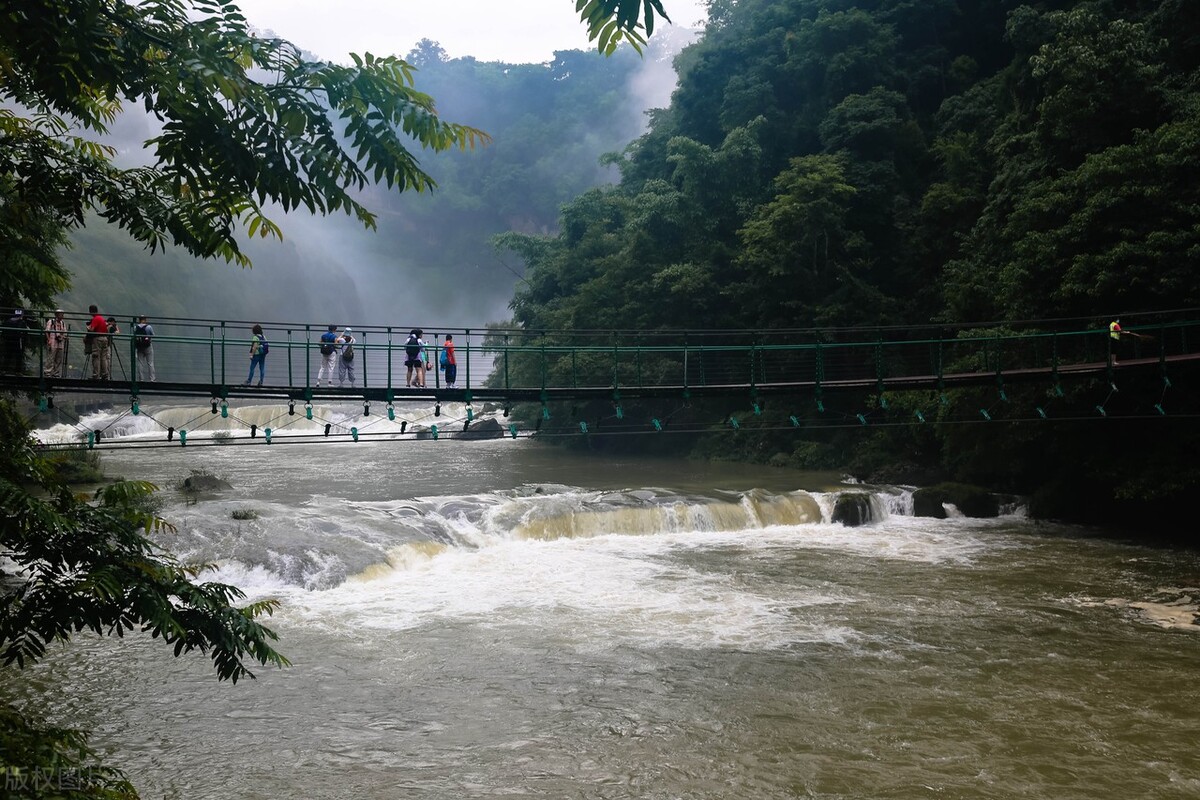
left=5, top=402, right=1199, bottom=799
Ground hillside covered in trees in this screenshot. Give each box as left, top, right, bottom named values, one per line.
left=499, top=0, right=1200, bottom=525
left=51, top=31, right=694, bottom=327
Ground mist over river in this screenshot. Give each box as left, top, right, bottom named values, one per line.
left=7, top=402, right=1200, bottom=799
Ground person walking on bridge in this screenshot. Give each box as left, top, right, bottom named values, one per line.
left=404, top=329, right=426, bottom=388
left=133, top=315, right=156, bottom=381
left=43, top=309, right=67, bottom=378
left=2, top=308, right=32, bottom=375
left=1109, top=319, right=1126, bottom=364
left=440, top=333, right=457, bottom=389
left=86, top=305, right=111, bottom=379
left=243, top=324, right=267, bottom=386
left=337, top=327, right=356, bottom=388
left=317, top=323, right=339, bottom=387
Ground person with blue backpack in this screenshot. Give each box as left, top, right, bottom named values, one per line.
left=242, top=323, right=268, bottom=386
left=404, top=328, right=427, bottom=388
left=317, top=323, right=339, bottom=387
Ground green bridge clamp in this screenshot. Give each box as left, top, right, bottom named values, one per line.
left=652, top=418, right=663, bottom=431
left=729, top=416, right=739, bottom=430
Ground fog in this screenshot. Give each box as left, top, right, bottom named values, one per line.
left=55, top=32, right=697, bottom=332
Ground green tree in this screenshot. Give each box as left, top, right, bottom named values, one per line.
left=0, top=401, right=289, bottom=797
left=0, top=0, right=490, bottom=276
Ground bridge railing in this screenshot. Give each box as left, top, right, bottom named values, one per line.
left=4, top=312, right=1199, bottom=396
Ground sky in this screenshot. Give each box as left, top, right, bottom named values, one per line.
left=233, top=0, right=709, bottom=64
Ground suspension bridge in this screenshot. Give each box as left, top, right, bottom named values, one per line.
left=4, top=310, right=1198, bottom=448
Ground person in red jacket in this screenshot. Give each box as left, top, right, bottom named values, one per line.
left=86, top=305, right=111, bottom=379
left=440, top=334, right=458, bottom=389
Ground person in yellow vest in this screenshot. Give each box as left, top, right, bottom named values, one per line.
left=1109, top=319, right=1124, bottom=364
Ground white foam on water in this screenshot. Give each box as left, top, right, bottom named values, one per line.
left=262, top=515, right=1009, bottom=652
left=33, top=402, right=477, bottom=444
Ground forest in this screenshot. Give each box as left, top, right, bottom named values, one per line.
left=5, top=0, right=1199, bottom=527
left=42, top=33, right=694, bottom=327
left=496, top=0, right=1200, bottom=527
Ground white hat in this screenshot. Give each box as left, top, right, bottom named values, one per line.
left=344, top=327, right=352, bottom=333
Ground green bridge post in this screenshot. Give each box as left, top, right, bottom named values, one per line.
left=465, top=328, right=472, bottom=391
left=503, top=333, right=510, bottom=392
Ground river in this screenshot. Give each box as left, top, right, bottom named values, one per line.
left=7, top=401, right=1200, bottom=799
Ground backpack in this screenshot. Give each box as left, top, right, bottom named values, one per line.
left=405, top=336, right=420, bottom=359
left=134, top=324, right=152, bottom=351
left=342, top=340, right=354, bottom=361
left=259, top=336, right=269, bottom=355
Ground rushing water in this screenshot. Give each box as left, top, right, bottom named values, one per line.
left=7, top=403, right=1200, bottom=799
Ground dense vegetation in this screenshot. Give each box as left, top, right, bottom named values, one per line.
left=43, top=33, right=692, bottom=326
left=499, top=0, right=1200, bottom=526
left=0, top=3, right=682, bottom=794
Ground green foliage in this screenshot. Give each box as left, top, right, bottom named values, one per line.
left=0, top=705, right=137, bottom=799
left=42, top=446, right=105, bottom=485
left=498, top=0, right=1200, bottom=518
left=0, top=400, right=288, bottom=682
left=0, top=178, right=71, bottom=310
left=577, top=0, right=673, bottom=54
left=0, top=0, right=487, bottom=268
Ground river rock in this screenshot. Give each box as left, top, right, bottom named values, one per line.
left=831, top=492, right=873, bottom=526
left=458, top=418, right=505, bottom=440
left=181, top=472, right=232, bottom=493
left=912, top=482, right=999, bottom=518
